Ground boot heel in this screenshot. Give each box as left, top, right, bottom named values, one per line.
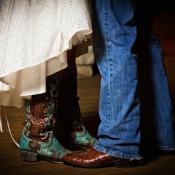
left=20, top=150, right=38, bottom=162
left=115, top=159, right=141, bottom=168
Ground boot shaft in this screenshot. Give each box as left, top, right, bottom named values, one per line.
left=24, top=71, right=63, bottom=140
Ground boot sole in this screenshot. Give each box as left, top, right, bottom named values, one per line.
left=20, top=149, right=63, bottom=163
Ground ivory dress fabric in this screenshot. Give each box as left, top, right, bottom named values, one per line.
left=0, top=0, right=92, bottom=107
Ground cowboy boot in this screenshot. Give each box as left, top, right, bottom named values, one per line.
left=55, top=49, right=97, bottom=150
left=19, top=71, right=70, bottom=163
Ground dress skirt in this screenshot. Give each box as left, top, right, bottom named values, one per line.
left=0, top=0, right=92, bottom=107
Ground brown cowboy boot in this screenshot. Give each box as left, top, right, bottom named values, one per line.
left=55, top=49, right=97, bottom=150
left=19, top=71, right=70, bottom=163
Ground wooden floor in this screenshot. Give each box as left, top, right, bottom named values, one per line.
left=1, top=11, right=175, bottom=175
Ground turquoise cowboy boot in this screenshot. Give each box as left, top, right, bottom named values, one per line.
left=55, top=52, right=97, bottom=150
left=55, top=97, right=97, bottom=150
left=19, top=72, right=70, bottom=163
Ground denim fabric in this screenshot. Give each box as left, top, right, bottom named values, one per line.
left=92, top=0, right=175, bottom=160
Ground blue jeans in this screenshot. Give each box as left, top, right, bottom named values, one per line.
left=92, top=0, right=175, bottom=160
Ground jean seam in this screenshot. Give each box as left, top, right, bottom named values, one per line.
left=104, top=0, right=112, bottom=140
